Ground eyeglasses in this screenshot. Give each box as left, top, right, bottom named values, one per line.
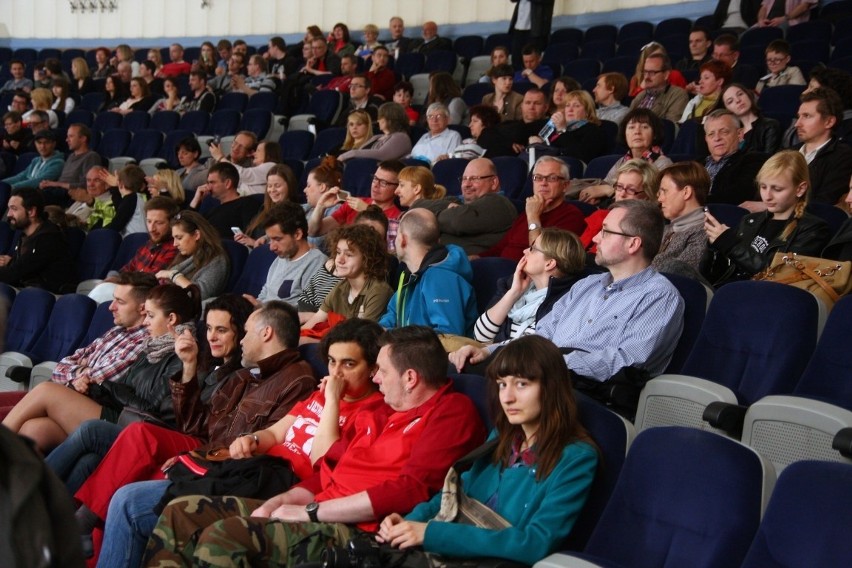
left=765, top=57, right=788, bottom=64
left=426, top=113, right=448, bottom=120
left=532, top=174, right=567, bottom=184
left=371, top=175, right=399, bottom=189
left=29, top=120, right=44, bottom=126
left=459, top=174, right=495, bottom=183
left=600, top=227, right=637, bottom=239
left=641, top=69, right=665, bottom=76
left=613, top=183, right=645, bottom=197
left=528, top=244, right=548, bottom=255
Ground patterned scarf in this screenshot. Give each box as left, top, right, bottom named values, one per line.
left=143, top=321, right=196, bottom=363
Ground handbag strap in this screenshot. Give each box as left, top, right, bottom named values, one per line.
left=792, top=259, right=840, bottom=303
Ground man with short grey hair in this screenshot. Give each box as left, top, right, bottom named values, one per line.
left=408, top=103, right=462, bottom=165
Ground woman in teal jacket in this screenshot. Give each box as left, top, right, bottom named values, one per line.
left=377, top=335, right=599, bottom=565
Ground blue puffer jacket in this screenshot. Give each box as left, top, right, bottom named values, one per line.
left=379, top=244, right=478, bottom=336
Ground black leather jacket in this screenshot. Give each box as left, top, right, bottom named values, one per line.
left=743, top=116, right=781, bottom=155
left=710, top=211, right=831, bottom=280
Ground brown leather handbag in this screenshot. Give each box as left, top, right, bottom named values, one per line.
left=754, top=252, right=852, bottom=310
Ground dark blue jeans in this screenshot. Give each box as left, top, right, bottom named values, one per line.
left=45, top=419, right=123, bottom=495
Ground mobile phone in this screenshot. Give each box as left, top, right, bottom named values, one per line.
left=336, top=189, right=351, bottom=201
left=231, top=227, right=243, bottom=236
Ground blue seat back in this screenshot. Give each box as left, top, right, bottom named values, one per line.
left=77, top=229, right=122, bottom=280
left=449, top=373, right=493, bottom=430
left=110, top=232, right=152, bottom=271
left=30, top=294, right=97, bottom=364
left=83, top=301, right=116, bottom=345
left=662, top=273, right=709, bottom=374
left=4, top=287, right=56, bottom=353
left=470, top=257, right=516, bottom=313
left=229, top=244, right=276, bottom=297
left=221, top=239, right=249, bottom=293
left=583, top=427, right=765, bottom=568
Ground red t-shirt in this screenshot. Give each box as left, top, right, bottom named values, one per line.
left=266, top=390, right=388, bottom=480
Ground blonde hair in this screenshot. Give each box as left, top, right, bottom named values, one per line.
left=565, top=90, right=600, bottom=125
left=757, top=150, right=811, bottom=240
left=72, top=57, right=90, bottom=80
left=30, top=88, right=54, bottom=110
left=154, top=169, right=186, bottom=203
left=342, top=110, right=372, bottom=151
left=537, top=228, right=585, bottom=276
left=398, top=166, right=446, bottom=200
left=615, top=158, right=661, bottom=201
left=632, top=42, right=669, bottom=87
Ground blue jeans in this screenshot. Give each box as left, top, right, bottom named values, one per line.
left=44, top=419, right=122, bottom=495
left=97, top=479, right=170, bottom=568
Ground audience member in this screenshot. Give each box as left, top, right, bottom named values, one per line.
left=301, top=224, right=393, bottom=335
left=756, top=39, right=806, bottom=94
left=451, top=104, right=500, bottom=159
left=410, top=103, right=462, bottom=165
left=483, top=63, right=523, bottom=121
left=231, top=54, right=276, bottom=96
left=157, top=43, right=192, bottom=77
left=250, top=201, right=328, bottom=306
left=237, top=164, right=299, bottom=247
left=712, top=34, right=759, bottom=89
left=702, top=109, right=767, bottom=206
left=392, top=81, right=420, bottom=125
left=70, top=57, right=95, bottom=95
left=66, top=165, right=117, bottom=227
left=2, top=130, right=64, bottom=189
left=99, top=75, right=127, bottom=112
left=705, top=150, right=830, bottom=285
left=319, top=54, right=358, bottom=93
left=366, top=45, right=395, bottom=100
left=713, top=0, right=761, bottom=30
left=783, top=67, right=852, bottom=148
left=394, top=165, right=447, bottom=209
left=379, top=209, right=478, bottom=334
left=722, top=83, right=782, bottom=154
left=92, top=165, right=148, bottom=235
left=182, top=69, right=217, bottom=113
left=174, top=136, right=208, bottom=194
left=148, top=77, right=182, bottom=113
left=478, top=45, right=511, bottom=84
left=335, top=109, right=373, bottom=155
left=592, top=72, right=630, bottom=125
left=412, top=21, right=453, bottom=53
left=479, top=156, right=586, bottom=261
left=211, top=135, right=277, bottom=196
left=339, top=74, right=381, bottom=122
left=756, top=0, right=816, bottom=27
left=191, top=161, right=261, bottom=239
left=384, top=16, right=415, bottom=55
left=412, top=157, right=518, bottom=255
left=676, top=27, right=713, bottom=72
left=156, top=210, right=230, bottom=300
left=475, top=228, right=586, bottom=344
left=426, top=71, right=467, bottom=125
left=513, top=43, right=554, bottom=88
left=794, top=87, right=852, bottom=204
left=354, top=24, right=382, bottom=59
left=653, top=161, right=710, bottom=272
left=208, top=51, right=245, bottom=95
left=530, top=90, right=608, bottom=163
left=629, top=43, right=687, bottom=97
left=38, top=123, right=101, bottom=206
left=629, top=52, right=689, bottom=123
left=91, top=47, right=115, bottom=79
left=1, top=110, right=32, bottom=155
left=111, top=77, right=155, bottom=115
left=679, top=60, right=731, bottom=123
left=0, top=59, right=33, bottom=93
left=301, top=36, right=342, bottom=77
left=0, top=187, right=76, bottom=292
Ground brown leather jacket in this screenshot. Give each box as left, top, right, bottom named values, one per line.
left=169, top=348, right=316, bottom=449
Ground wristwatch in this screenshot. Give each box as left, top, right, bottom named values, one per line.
left=528, top=222, right=540, bottom=231
left=305, top=501, right=320, bottom=522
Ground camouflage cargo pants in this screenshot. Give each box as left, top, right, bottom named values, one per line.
left=143, top=494, right=354, bottom=567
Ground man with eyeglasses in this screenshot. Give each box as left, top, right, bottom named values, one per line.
left=476, top=156, right=585, bottom=261
left=339, top=74, right=381, bottom=123
left=408, top=103, right=461, bottom=165
left=451, top=199, right=684, bottom=417
left=308, top=160, right=404, bottom=251
left=1, top=110, right=32, bottom=156
left=628, top=52, right=689, bottom=123
left=208, top=51, right=246, bottom=97
left=410, top=157, right=517, bottom=255
left=702, top=109, right=766, bottom=207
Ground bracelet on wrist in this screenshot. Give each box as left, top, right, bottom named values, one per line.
left=170, top=271, right=181, bottom=282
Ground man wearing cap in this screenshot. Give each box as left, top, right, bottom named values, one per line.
left=1, top=130, right=65, bottom=190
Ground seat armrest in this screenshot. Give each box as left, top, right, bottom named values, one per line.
left=5, top=365, right=33, bottom=384
left=832, top=427, right=852, bottom=459
left=703, top=402, right=748, bottom=438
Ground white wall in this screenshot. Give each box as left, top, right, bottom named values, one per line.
left=0, top=0, right=712, bottom=46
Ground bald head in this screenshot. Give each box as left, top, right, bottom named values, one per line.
left=400, top=208, right=440, bottom=247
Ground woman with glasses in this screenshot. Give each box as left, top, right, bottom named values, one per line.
left=579, top=108, right=673, bottom=205
left=155, top=210, right=230, bottom=300
left=338, top=102, right=411, bottom=162
left=581, top=159, right=661, bottom=252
